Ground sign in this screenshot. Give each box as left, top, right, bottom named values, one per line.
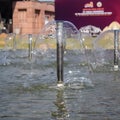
left=55, top=0, right=120, bottom=30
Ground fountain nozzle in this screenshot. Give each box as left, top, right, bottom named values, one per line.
left=56, top=21, right=64, bottom=84
left=114, top=30, right=119, bottom=71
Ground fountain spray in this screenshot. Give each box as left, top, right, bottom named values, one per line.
left=114, top=30, right=119, bottom=71
left=28, top=34, right=33, bottom=61
left=13, top=33, right=16, bottom=51
left=56, top=21, right=64, bottom=87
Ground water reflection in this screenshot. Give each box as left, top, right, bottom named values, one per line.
left=113, top=71, right=120, bottom=81
left=52, top=89, right=69, bottom=120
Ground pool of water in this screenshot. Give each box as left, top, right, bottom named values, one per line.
left=0, top=50, right=120, bottom=120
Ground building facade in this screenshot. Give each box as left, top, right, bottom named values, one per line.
left=13, top=1, right=55, bottom=34
left=0, top=0, right=55, bottom=34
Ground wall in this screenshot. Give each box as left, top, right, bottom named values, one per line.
left=13, top=1, right=54, bottom=34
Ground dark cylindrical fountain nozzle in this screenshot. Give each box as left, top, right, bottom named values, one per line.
left=56, top=22, right=64, bottom=87
left=114, top=30, right=119, bottom=71
left=28, top=34, right=33, bottom=61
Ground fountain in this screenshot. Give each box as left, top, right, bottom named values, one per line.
left=86, top=29, right=120, bottom=72
left=0, top=20, right=120, bottom=119
left=33, top=20, right=93, bottom=88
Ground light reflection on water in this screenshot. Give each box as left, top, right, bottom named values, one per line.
left=0, top=50, right=120, bottom=120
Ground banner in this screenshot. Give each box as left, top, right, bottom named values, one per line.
left=55, top=0, right=120, bottom=30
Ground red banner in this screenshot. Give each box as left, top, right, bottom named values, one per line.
left=55, top=0, right=120, bottom=30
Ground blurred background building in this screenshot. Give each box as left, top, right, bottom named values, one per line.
left=0, top=0, right=55, bottom=34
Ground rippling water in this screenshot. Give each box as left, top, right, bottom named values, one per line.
left=0, top=50, right=120, bottom=120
